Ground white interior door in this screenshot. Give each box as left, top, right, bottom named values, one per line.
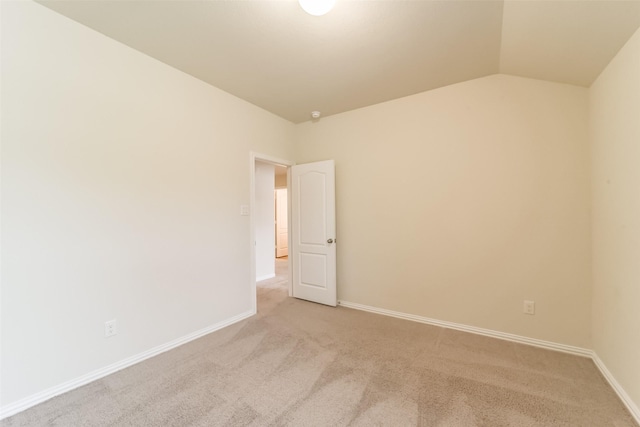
left=275, top=188, right=288, bottom=258
left=291, top=160, right=336, bottom=307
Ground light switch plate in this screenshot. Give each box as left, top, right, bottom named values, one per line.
left=240, top=205, right=249, bottom=216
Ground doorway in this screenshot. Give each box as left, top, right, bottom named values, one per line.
left=250, top=152, right=293, bottom=314
left=254, top=162, right=288, bottom=280
left=250, top=154, right=337, bottom=312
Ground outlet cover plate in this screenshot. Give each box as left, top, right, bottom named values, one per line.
left=105, top=319, right=117, bottom=337
left=523, top=300, right=535, bottom=315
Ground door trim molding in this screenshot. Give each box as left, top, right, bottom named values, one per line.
left=249, top=152, right=294, bottom=313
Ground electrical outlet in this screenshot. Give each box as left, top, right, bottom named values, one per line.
left=523, top=300, right=535, bottom=315
left=105, top=319, right=117, bottom=337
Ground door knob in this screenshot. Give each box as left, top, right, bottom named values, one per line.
left=327, top=238, right=334, bottom=244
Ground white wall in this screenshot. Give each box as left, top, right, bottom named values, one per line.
left=295, top=74, right=592, bottom=348
left=5, top=0, right=637, bottom=416
left=255, top=162, right=275, bottom=280
left=590, top=26, right=640, bottom=412
left=0, top=1, right=294, bottom=407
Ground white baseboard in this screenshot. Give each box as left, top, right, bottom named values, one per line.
left=256, top=273, right=276, bottom=281
left=338, top=300, right=640, bottom=424
left=591, top=353, right=640, bottom=423
left=338, top=300, right=592, bottom=356
left=0, top=310, right=255, bottom=420
left=3, top=302, right=639, bottom=426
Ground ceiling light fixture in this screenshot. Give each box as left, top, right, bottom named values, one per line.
left=298, top=0, right=335, bottom=16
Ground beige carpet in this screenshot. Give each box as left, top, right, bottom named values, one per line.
left=3, top=258, right=637, bottom=426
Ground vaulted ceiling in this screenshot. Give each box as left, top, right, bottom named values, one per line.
left=38, top=0, right=640, bottom=123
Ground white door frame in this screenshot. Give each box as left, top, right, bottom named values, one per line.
left=249, top=152, right=293, bottom=314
